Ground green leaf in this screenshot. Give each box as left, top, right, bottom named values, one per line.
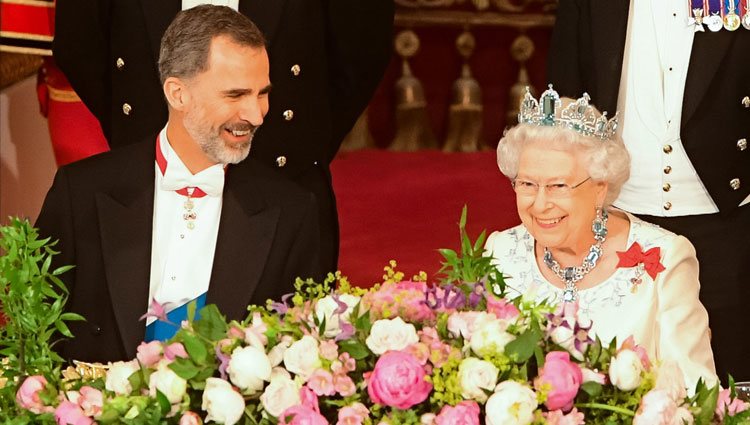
left=505, top=327, right=542, bottom=363
left=168, top=358, right=200, bottom=380
left=193, top=304, right=228, bottom=341
left=581, top=381, right=603, bottom=397
left=54, top=319, right=74, bottom=338
left=155, top=390, right=171, bottom=415
left=60, top=312, right=86, bottom=321
left=181, top=332, right=208, bottom=365
left=694, top=380, right=720, bottom=424
left=338, top=340, right=370, bottom=360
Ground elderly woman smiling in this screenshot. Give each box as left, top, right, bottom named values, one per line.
left=484, top=86, right=716, bottom=390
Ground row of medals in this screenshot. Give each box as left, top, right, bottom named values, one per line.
left=692, top=2, right=750, bottom=32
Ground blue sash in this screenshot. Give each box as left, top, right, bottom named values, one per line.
left=144, top=293, right=206, bottom=342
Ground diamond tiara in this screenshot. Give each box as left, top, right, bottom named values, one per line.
left=517, top=84, right=619, bottom=141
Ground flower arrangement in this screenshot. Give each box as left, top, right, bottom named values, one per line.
left=3, top=211, right=750, bottom=424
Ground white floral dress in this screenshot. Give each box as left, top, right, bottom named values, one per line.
left=484, top=212, right=717, bottom=389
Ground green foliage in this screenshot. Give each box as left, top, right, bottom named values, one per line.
left=0, top=218, right=80, bottom=423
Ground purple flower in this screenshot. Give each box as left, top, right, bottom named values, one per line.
left=270, top=293, right=294, bottom=315
left=139, top=298, right=171, bottom=323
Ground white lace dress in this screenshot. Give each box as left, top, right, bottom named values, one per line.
left=484, top=213, right=717, bottom=389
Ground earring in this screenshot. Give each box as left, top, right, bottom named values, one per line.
left=592, top=206, right=608, bottom=242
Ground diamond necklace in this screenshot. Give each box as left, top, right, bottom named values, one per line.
left=542, top=209, right=608, bottom=302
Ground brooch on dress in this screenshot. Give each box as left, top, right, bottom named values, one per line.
left=616, top=242, right=666, bottom=292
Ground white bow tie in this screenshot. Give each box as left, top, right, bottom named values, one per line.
left=161, top=162, right=225, bottom=197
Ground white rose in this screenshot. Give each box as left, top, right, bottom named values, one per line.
left=105, top=360, right=140, bottom=395
left=470, top=319, right=514, bottom=357
left=458, top=358, right=499, bottom=402
left=202, top=378, right=245, bottom=425
left=447, top=312, right=495, bottom=341
left=609, top=349, right=644, bottom=391
left=283, top=335, right=322, bottom=380
left=654, top=360, right=687, bottom=402
left=365, top=317, right=419, bottom=355
left=267, top=337, right=293, bottom=367
left=260, top=374, right=301, bottom=417
left=227, top=345, right=272, bottom=394
left=485, top=380, right=537, bottom=425
left=149, top=361, right=188, bottom=404
left=549, top=323, right=584, bottom=360
left=420, top=413, right=436, bottom=425
left=314, top=294, right=360, bottom=337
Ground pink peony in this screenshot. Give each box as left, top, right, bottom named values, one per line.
left=136, top=341, right=163, bottom=367
left=716, top=388, right=750, bottom=420
left=179, top=411, right=202, bottom=425
left=55, top=400, right=94, bottom=425
left=633, top=389, right=678, bottom=425
left=486, top=295, right=520, bottom=320
left=435, top=401, right=480, bottom=425
left=16, top=375, right=53, bottom=414
left=279, top=405, right=329, bottom=425
left=77, top=386, right=103, bottom=417
left=336, top=402, right=369, bottom=425
left=619, top=336, right=651, bottom=371
left=545, top=408, right=585, bottom=425
left=367, top=351, right=432, bottom=409
left=535, top=351, right=582, bottom=411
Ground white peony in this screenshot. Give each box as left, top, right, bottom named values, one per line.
left=447, top=311, right=496, bottom=341
left=485, top=380, right=537, bottom=425
left=149, top=361, right=188, bottom=404
left=105, top=360, right=140, bottom=395
left=226, top=345, right=272, bottom=394
left=267, top=336, right=293, bottom=367
left=469, top=319, right=514, bottom=357
left=314, top=294, right=360, bottom=337
left=283, top=335, right=322, bottom=380
left=609, top=349, right=644, bottom=391
left=259, top=374, right=301, bottom=417
left=458, top=358, right=499, bottom=402
left=202, top=378, right=245, bottom=425
left=549, top=322, right=584, bottom=360
left=365, top=317, right=419, bottom=355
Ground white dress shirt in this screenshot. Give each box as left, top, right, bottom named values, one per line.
left=147, top=127, right=224, bottom=325
left=614, top=0, right=720, bottom=216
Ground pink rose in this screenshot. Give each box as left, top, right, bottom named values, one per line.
left=367, top=351, right=432, bottom=409
left=164, top=342, right=189, bottom=361
left=78, top=386, right=103, bottom=417
left=486, top=296, right=520, bottom=320
left=279, top=405, right=329, bottom=425
left=435, top=401, right=480, bottom=425
left=535, top=351, right=582, bottom=411
left=716, top=388, right=750, bottom=420
left=55, top=400, right=94, bottom=425
left=179, top=411, right=203, bottom=425
left=544, top=408, right=585, bottom=425
left=633, top=389, right=678, bottom=425
left=136, top=341, right=163, bottom=367
left=16, top=375, right=53, bottom=414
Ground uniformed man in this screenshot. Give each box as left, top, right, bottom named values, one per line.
left=52, top=0, right=395, bottom=274
left=547, top=0, right=750, bottom=382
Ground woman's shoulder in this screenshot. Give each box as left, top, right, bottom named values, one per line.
left=624, top=213, right=695, bottom=258
left=485, top=224, right=531, bottom=255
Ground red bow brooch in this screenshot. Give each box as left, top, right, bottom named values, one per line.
left=616, top=242, right=666, bottom=285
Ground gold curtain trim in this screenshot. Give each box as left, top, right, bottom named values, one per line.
left=47, top=85, right=82, bottom=103
left=0, top=31, right=53, bottom=42
left=0, top=45, right=51, bottom=55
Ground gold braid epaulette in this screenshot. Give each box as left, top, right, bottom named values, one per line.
left=62, top=360, right=109, bottom=382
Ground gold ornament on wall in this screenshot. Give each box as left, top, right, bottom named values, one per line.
left=444, top=30, right=484, bottom=152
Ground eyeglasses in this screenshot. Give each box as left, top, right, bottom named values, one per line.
left=511, top=176, right=592, bottom=198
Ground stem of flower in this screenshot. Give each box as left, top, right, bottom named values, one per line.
left=575, top=402, right=636, bottom=416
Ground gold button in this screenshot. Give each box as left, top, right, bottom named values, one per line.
left=291, top=64, right=301, bottom=76
left=663, top=144, right=673, bottom=154
left=663, top=202, right=672, bottom=210
left=276, top=156, right=287, bottom=167
left=116, top=57, right=125, bottom=70
left=663, top=165, right=672, bottom=174
left=743, top=96, right=750, bottom=108
left=730, top=178, right=741, bottom=190
left=737, top=138, right=747, bottom=151
left=663, top=183, right=671, bottom=192
left=283, top=109, right=294, bottom=121
left=122, top=103, right=132, bottom=115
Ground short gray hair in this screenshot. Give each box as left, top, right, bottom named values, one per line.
left=497, top=104, right=630, bottom=206
left=158, top=5, right=266, bottom=84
